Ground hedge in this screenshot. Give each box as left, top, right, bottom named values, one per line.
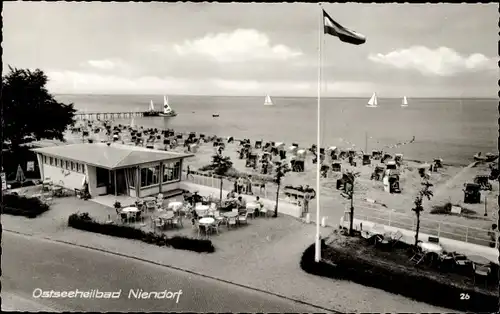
left=300, top=242, right=498, bottom=312
left=68, top=213, right=215, bottom=253
left=2, top=194, right=50, bottom=218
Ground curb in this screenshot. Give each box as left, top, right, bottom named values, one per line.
left=4, top=228, right=343, bottom=313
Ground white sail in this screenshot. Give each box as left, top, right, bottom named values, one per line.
left=163, top=96, right=173, bottom=114
left=264, top=95, right=274, bottom=106
left=366, top=92, right=378, bottom=107
left=401, top=96, right=408, bottom=107
left=149, top=100, right=155, bottom=111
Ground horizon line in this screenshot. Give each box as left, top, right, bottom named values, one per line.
left=53, top=93, right=498, bottom=100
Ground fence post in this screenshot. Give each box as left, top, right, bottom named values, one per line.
left=211, top=175, right=214, bottom=188
left=437, top=223, right=441, bottom=238
left=465, top=227, right=468, bottom=243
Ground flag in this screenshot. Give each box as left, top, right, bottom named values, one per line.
left=323, top=10, right=366, bottom=45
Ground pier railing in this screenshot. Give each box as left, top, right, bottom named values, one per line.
left=351, top=204, right=498, bottom=248
left=74, top=111, right=147, bottom=120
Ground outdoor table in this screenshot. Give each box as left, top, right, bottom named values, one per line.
left=143, top=196, right=156, bottom=202
left=121, top=207, right=140, bottom=222
left=222, top=212, right=238, bottom=218
left=246, top=202, right=259, bottom=210
left=121, top=207, right=140, bottom=213
left=168, top=201, right=183, bottom=211
left=418, top=242, right=443, bottom=254
left=199, top=217, right=215, bottom=225
left=195, top=204, right=209, bottom=216
left=468, top=255, right=492, bottom=266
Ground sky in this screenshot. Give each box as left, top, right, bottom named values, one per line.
left=3, top=2, right=498, bottom=97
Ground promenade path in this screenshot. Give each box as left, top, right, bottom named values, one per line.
left=2, top=195, right=451, bottom=313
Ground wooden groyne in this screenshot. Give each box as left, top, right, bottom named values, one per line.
left=74, top=111, right=147, bottom=120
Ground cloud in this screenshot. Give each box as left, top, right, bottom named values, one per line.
left=46, top=70, right=192, bottom=94
left=45, top=70, right=372, bottom=96
left=173, top=29, right=303, bottom=63
left=368, top=46, right=497, bottom=76
left=83, top=59, right=127, bottom=71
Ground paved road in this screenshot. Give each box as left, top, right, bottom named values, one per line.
left=2, top=232, right=327, bottom=312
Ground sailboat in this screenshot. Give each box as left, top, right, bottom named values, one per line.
left=401, top=96, right=408, bottom=107
left=159, top=96, right=177, bottom=117
left=144, top=100, right=160, bottom=116
left=366, top=92, right=378, bottom=108
left=264, top=94, right=274, bottom=106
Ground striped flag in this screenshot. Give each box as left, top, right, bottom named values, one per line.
left=323, top=9, right=366, bottom=45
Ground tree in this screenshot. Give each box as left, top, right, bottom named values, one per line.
left=2, top=66, right=76, bottom=149
left=272, top=162, right=290, bottom=218
left=344, top=170, right=360, bottom=236
left=210, top=153, right=233, bottom=206
left=412, top=181, right=434, bottom=246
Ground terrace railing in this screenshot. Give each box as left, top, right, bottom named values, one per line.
left=351, top=204, right=498, bottom=248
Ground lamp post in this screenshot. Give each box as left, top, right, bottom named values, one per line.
left=484, top=195, right=487, bottom=216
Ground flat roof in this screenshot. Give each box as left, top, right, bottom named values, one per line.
left=32, top=143, right=194, bottom=170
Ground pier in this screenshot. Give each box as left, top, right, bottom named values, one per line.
left=74, top=111, right=147, bottom=120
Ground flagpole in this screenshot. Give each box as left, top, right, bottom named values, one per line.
left=314, top=4, right=323, bottom=263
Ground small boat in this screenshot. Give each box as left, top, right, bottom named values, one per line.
left=401, top=96, right=408, bottom=107
left=144, top=100, right=160, bottom=117
left=366, top=92, right=378, bottom=108
left=264, top=94, right=274, bottom=106
left=212, top=114, right=219, bottom=118
left=158, top=96, right=177, bottom=117
left=473, top=152, right=487, bottom=161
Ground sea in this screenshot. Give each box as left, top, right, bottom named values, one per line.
left=55, top=94, right=498, bottom=166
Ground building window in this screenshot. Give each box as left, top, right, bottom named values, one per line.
left=126, top=168, right=137, bottom=189
left=71, top=162, right=76, bottom=171
left=140, top=165, right=160, bottom=188
left=162, top=160, right=181, bottom=183
left=96, top=167, right=108, bottom=188
left=65, top=160, right=70, bottom=170
left=43, top=155, right=47, bottom=164
left=49, top=157, right=54, bottom=166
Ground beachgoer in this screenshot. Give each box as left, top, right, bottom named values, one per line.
left=246, top=176, right=253, bottom=195
left=255, top=196, right=264, bottom=210
left=488, top=224, right=498, bottom=248
left=236, top=196, right=246, bottom=210
left=237, top=177, right=244, bottom=194
left=227, top=190, right=236, bottom=199
left=186, top=165, right=193, bottom=179
left=303, top=186, right=312, bottom=216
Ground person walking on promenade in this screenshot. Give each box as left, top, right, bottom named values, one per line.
left=488, top=224, right=498, bottom=248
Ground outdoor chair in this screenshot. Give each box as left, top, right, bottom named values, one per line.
left=171, top=215, right=183, bottom=228
left=409, top=248, right=426, bottom=265
left=154, top=218, right=165, bottom=230
left=391, top=230, right=404, bottom=247
left=450, top=252, right=469, bottom=267
left=238, top=212, right=249, bottom=225
left=209, top=219, right=222, bottom=235
left=259, top=207, right=270, bottom=217
left=213, top=210, right=225, bottom=223
left=145, top=201, right=156, bottom=212
left=473, top=263, right=490, bottom=287
left=227, top=217, right=237, bottom=229
left=120, top=213, right=128, bottom=223
left=157, top=193, right=164, bottom=201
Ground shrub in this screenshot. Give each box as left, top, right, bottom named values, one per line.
left=2, top=194, right=50, bottom=218
left=300, top=243, right=498, bottom=312
left=68, top=213, right=215, bottom=253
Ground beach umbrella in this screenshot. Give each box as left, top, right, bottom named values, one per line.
left=15, top=164, right=26, bottom=182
